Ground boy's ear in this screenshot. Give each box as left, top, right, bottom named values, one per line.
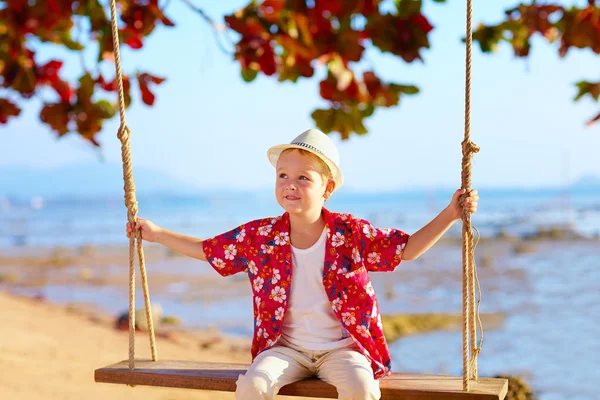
left=325, top=179, right=336, bottom=199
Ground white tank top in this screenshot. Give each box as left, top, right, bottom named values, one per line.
left=281, top=228, right=354, bottom=350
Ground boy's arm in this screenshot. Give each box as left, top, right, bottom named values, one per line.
left=402, top=207, right=456, bottom=260
left=156, top=229, right=207, bottom=261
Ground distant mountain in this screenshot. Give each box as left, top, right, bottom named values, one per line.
left=2, top=163, right=598, bottom=200
left=0, top=163, right=203, bottom=199
left=572, top=174, right=600, bottom=190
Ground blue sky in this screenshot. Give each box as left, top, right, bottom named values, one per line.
left=2, top=0, right=599, bottom=192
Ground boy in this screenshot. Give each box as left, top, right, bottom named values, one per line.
left=126, top=128, right=478, bottom=400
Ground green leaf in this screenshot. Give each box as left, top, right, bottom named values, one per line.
left=575, top=81, right=600, bottom=102
left=241, top=68, right=258, bottom=82
left=395, top=85, right=420, bottom=95
left=61, top=32, right=84, bottom=51
left=350, top=107, right=368, bottom=135
left=471, top=24, right=505, bottom=53
left=362, top=105, right=375, bottom=118
left=312, top=108, right=336, bottom=133
left=396, top=0, right=422, bottom=17
left=95, top=100, right=116, bottom=119
left=313, top=106, right=370, bottom=140
left=77, top=73, right=95, bottom=101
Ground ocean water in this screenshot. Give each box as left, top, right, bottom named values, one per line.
left=1, top=187, right=599, bottom=248
left=1, top=188, right=599, bottom=399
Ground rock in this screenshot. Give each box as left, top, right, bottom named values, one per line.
left=160, top=316, right=181, bottom=325
left=479, top=253, right=494, bottom=268
left=495, top=375, right=536, bottom=400
left=48, top=246, right=71, bottom=267
left=382, top=312, right=505, bottom=343
left=0, top=272, right=19, bottom=284
left=513, top=242, right=536, bottom=254
left=79, top=244, right=96, bottom=257
left=115, top=303, right=163, bottom=332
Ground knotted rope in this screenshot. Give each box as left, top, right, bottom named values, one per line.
left=461, top=0, right=483, bottom=391
left=109, top=0, right=158, bottom=371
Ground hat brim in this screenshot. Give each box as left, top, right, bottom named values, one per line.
left=267, top=144, right=344, bottom=190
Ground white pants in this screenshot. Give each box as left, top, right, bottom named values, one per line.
left=235, top=338, right=380, bottom=400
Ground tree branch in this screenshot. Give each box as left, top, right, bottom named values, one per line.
left=75, top=16, right=89, bottom=74
left=179, top=0, right=235, bottom=55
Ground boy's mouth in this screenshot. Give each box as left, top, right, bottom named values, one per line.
left=285, top=195, right=300, bottom=200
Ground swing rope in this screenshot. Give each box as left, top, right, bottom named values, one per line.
left=109, top=0, right=158, bottom=371
left=107, top=0, right=482, bottom=391
left=461, top=0, right=483, bottom=391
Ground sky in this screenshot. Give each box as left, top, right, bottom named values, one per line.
left=2, top=0, right=600, bottom=192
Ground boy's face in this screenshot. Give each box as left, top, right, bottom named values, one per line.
left=275, top=150, right=334, bottom=215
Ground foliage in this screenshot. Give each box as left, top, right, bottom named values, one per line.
left=472, top=1, right=600, bottom=126
left=1, top=0, right=599, bottom=146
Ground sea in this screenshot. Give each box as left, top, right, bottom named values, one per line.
left=0, top=187, right=599, bottom=399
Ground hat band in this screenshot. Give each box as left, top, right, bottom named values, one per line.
left=290, top=141, right=326, bottom=157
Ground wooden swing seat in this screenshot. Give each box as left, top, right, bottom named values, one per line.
left=95, top=359, right=508, bottom=399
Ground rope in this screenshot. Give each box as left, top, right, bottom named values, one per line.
left=109, top=0, right=158, bottom=371
left=461, top=0, right=482, bottom=391
left=106, top=0, right=480, bottom=390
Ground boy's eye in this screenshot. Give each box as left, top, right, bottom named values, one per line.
left=299, top=176, right=309, bottom=181
left=279, top=173, right=287, bottom=178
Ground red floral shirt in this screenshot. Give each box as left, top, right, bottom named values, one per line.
left=202, top=207, right=410, bottom=379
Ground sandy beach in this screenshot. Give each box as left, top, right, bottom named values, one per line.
left=0, top=288, right=258, bottom=400
left=1, top=234, right=597, bottom=400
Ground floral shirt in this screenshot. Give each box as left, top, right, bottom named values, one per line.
left=202, top=207, right=410, bottom=379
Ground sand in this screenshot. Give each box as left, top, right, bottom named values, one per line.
left=0, top=290, right=255, bottom=400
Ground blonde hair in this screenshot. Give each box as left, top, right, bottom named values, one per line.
left=281, top=148, right=333, bottom=181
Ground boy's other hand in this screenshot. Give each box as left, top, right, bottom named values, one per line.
left=126, top=217, right=162, bottom=242
left=447, top=189, right=479, bottom=221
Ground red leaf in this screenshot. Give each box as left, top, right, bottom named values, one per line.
left=315, top=0, right=344, bottom=15
left=307, top=7, right=333, bottom=40
left=0, top=98, right=21, bottom=124
left=225, top=15, right=267, bottom=36
left=336, top=29, right=364, bottom=62
left=161, top=15, right=175, bottom=27
left=410, top=13, right=433, bottom=35
left=148, top=74, right=166, bottom=85
left=363, top=71, right=382, bottom=97
left=121, top=27, right=144, bottom=49
left=320, top=79, right=337, bottom=101
left=260, top=0, right=284, bottom=22
left=41, top=60, right=63, bottom=76
left=40, top=101, right=72, bottom=134
left=261, top=0, right=285, bottom=12
left=96, top=75, right=118, bottom=92
left=360, top=0, right=380, bottom=16
left=125, top=36, right=143, bottom=49
left=137, top=74, right=156, bottom=106
left=53, top=81, right=74, bottom=102
left=257, top=45, right=277, bottom=75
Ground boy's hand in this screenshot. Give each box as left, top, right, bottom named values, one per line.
left=447, top=189, right=479, bottom=221
left=126, top=217, right=162, bottom=243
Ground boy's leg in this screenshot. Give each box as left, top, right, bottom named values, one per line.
left=316, top=347, right=381, bottom=400
left=235, top=344, right=313, bottom=400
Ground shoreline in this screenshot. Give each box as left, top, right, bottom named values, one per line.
left=0, top=289, right=252, bottom=400
left=3, top=237, right=597, bottom=399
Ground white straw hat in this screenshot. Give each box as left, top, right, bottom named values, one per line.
left=267, top=128, right=344, bottom=189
